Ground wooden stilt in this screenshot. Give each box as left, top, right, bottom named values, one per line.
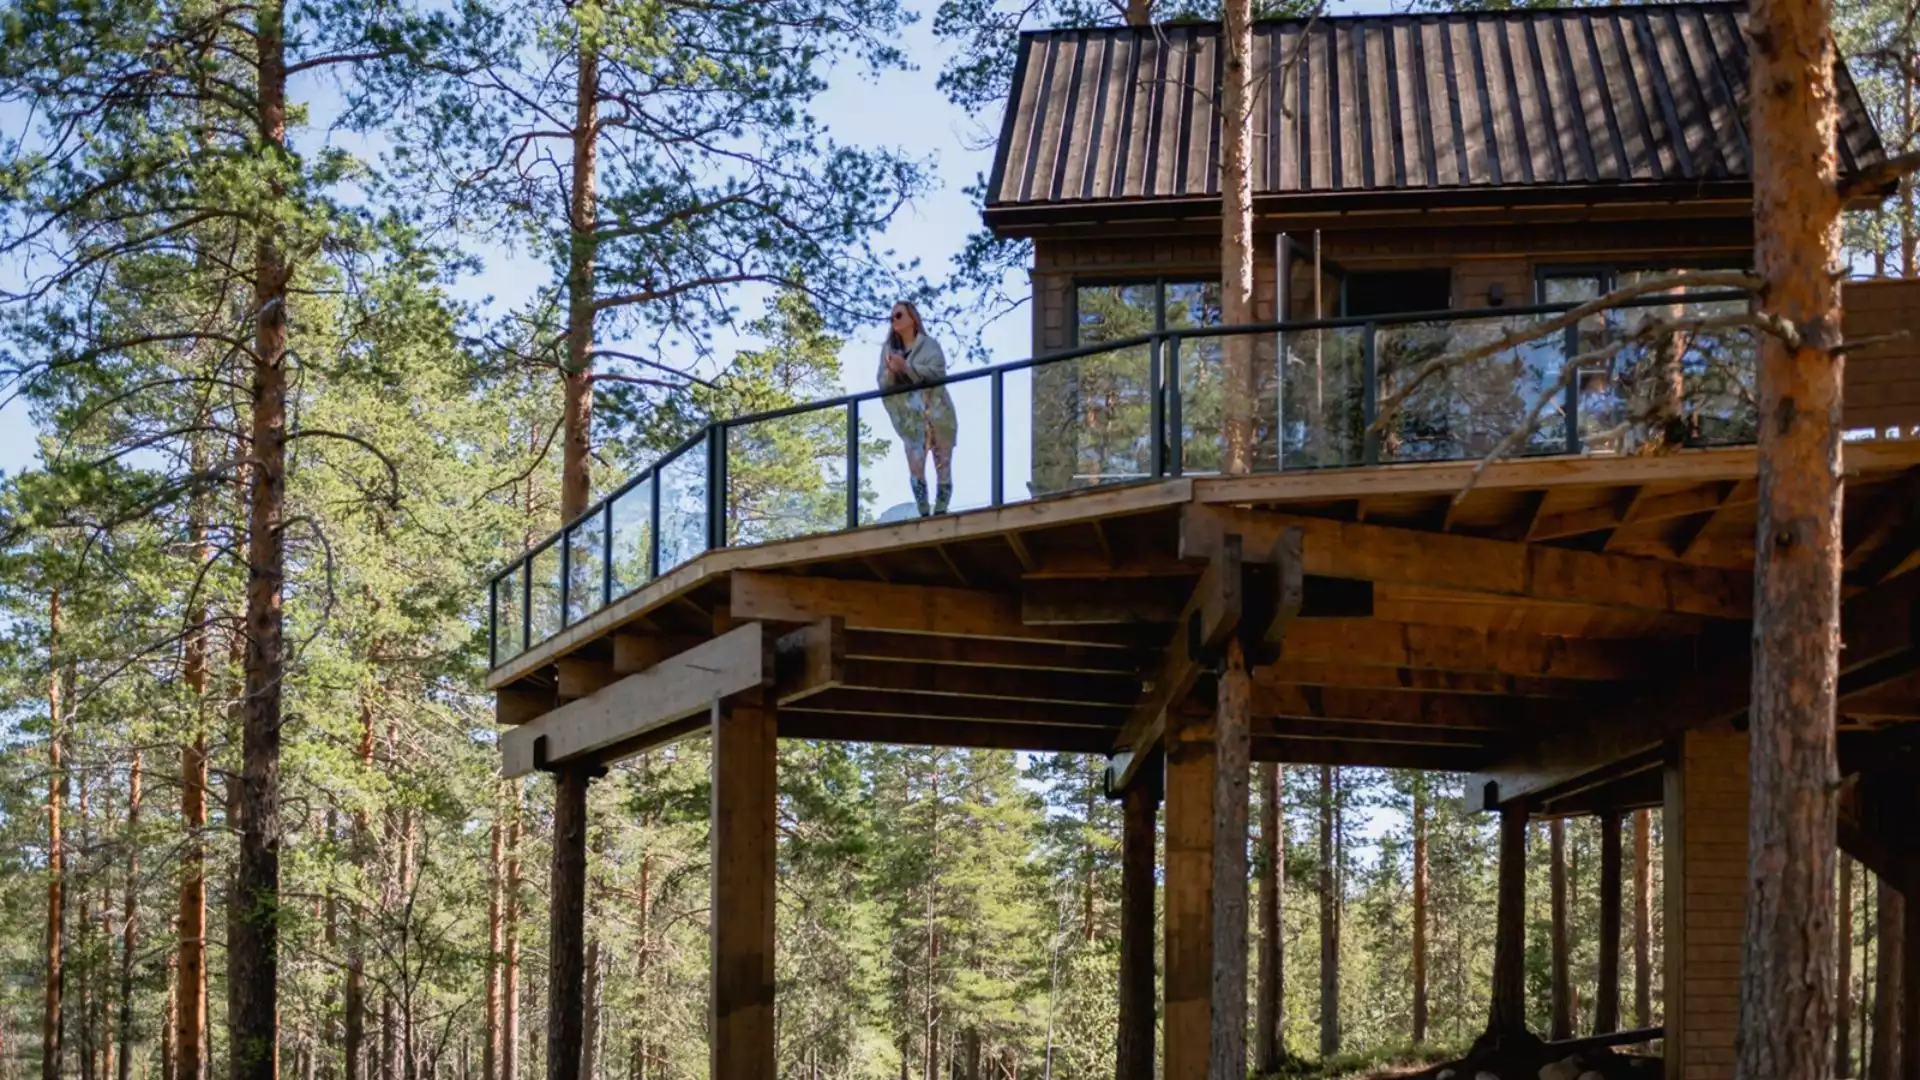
left=1211, top=639, right=1252, bottom=1080
left=1903, top=871, right=1920, bottom=1080
left=1164, top=708, right=1216, bottom=1080
left=1596, top=811, right=1623, bottom=1035
left=1489, top=803, right=1528, bottom=1037
left=1115, top=757, right=1161, bottom=1080
left=546, top=765, right=595, bottom=1080
left=711, top=688, right=776, bottom=1080
left=1550, top=818, right=1572, bottom=1041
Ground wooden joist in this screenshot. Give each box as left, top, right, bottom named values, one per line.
left=727, top=570, right=1136, bottom=645
left=1474, top=569, right=1920, bottom=806
left=1282, top=618, right=1663, bottom=681
left=1263, top=658, right=1599, bottom=698
left=1191, top=507, right=1753, bottom=619
left=776, top=712, right=1113, bottom=752
left=499, top=623, right=772, bottom=777
left=1253, top=681, right=1582, bottom=731
left=783, top=687, right=1126, bottom=727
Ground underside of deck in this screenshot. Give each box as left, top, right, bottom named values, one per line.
left=490, top=442, right=1920, bottom=806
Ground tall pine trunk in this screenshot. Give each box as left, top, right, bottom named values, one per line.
left=1255, top=762, right=1284, bottom=1071
left=1839, top=857, right=1853, bottom=1078
left=485, top=807, right=503, bottom=1080
left=1412, top=778, right=1429, bottom=1045
left=562, top=23, right=600, bottom=522
left=1869, top=879, right=1901, bottom=1080
left=1739, top=0, right=1845, bottom=1074
left=1633, top=809, right=1652, bottom=1030
left=1550, top=819, right=1572, bottom=1041
left=44, top=591, right=65, bottom=1080
left=1219, top=0, right=1254, bottom=474
left=1319, top=765, right=1339, bottom=1058
left=177, top=483, right=209, bottom=1080
left=232, top=0, right=293, bottom=1073
left=117, top=752, right=141, bottom=1080
left=502, top=786, right=521, bottom=1080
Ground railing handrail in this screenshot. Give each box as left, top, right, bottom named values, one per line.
left=488, top=287, right=1750, bottom=590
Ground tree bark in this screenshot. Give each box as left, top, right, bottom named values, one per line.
left=486, top=806, right=504, bottom=1080
left=1739, top=0, right=1845, bottom=1076
left=1550, top=818, right=1572, bottom=1041
left=1489, top=805, right=1528, bottom=1037
left=233, top=0, right=292, bottom=1073
left=1220, top=0, right=1255, bottom=476
left=117, top=752, right=141, bottom=1080
left=1870, top=878, right=1902, bottom=1080
left=547, top=768, right=593, bottom=1080
left=1596, top=811, right=1622, bottom=1036
left=1633, top=808, right=1652, bottom=1030
left=178, top=496, right=209, bottom=1080
left=1210, top=639, right=1251, bottom=1080
left=503, top=787, right=522, bottom=1080
left=1838, top=856, right=1854, bottom=1079
left=1901, top=884, right=1919, bottom=1080
left=1319, top=765, right=1339, bottom=1058
left=1412, top=778, right=1429, bottom=1046
left=1256, top=762, right=1285, bottom=1071
left=579, top=940, right=601, bottom=1080
left=44, top=591, right=66, bottom=1080
left=562, top=21, right=601, bottom=522
left=1115, top=769, right=1159, bottom=1080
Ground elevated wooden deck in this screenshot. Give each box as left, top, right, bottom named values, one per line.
left=491, top=441, right=1920, bottom=801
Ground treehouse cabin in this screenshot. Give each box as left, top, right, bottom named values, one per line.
left=486, top=6, right=1920, bottom=1080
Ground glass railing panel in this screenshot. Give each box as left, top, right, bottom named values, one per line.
left=1576, top=296, right=1758, bottom=454
left=941, top=373, right=992, bottom=514
left=493, top=563, right=524, bottom=665
left=527, top=540, right=563, bottom=647
left=725, top=407, right=848, bottom=547
left=1375, top=314, right=1571, bottom=463
left=1279, top=325, right=1367, bottom=468
left=1178, top=331, right=1282, bottom=474
left=856, top=371, right=995, bottom=522
left=607, top=476, right=654, bottom=599
left=998, top=365, right=1039, bottom=506
left=1028, top=341, right=1155, bottom=496
left=656, top=441, right=709, bottom=575
left=564, top=510, right=606, bottom=626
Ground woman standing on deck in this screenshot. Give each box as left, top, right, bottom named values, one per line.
left=877, top=301, right=957, bottom=516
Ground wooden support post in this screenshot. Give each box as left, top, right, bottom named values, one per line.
left=1904, top=873, right=1920, bottom=1080
left=1550, top=817, right=1572, bottom=1041
left=546, top=764, right=595, bottom=1080
left=1164, top=708, right=1216, bottom=1080
left=1115, top=757, right=1161, bottom=1080
left=1596, top=810, right=1623, bottom=1035
left=711, top=687, right=776, bottom=1080
left=1489, top=803, right=1528, bottom=1037
left=1664, top=729, right=1749, bottom=1080
left=1211, top=639, right=1252, bottom=1080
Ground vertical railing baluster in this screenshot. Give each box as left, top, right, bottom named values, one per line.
left=488, top=576, right=499, bottom=668
left=1363, top=322, right=1380, bottom=466
left=558, top=528, right=572, bottom=629
left=1167, top=335, right=1184, bottom=478
left=600, top=500, right=613, bottom=609
left=1148, top=335, right=1165, bottom=478
left=647, top=466, right=662, bottom=580
left=520, top=558, right=532, bottom=657
left=846, top=402, right=860, bottom=529
left=991, top=371, right=1005, bottom=507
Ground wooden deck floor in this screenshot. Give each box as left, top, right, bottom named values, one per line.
left=490, top=441, right=1920, bottom=795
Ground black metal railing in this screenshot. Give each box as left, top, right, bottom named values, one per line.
left=488, top=289, right=1758, bottom=668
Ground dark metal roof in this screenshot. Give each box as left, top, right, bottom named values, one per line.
left=986, top=2, right=1885, bottom=224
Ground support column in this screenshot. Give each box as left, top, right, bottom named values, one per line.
left=1115, top=757, right=1161, bottom=1080
left=1164, top=708, right=1215, bottom=1080
left=547, top=764, right=596, bottom=1080
left=1904, top=872, right=1920, bottom=1080
left=1211, top=640, right=1252, bottom=1080
left=1664, top=729, right=1749, bottom=1080
left=1596, top=810, right=1623, bottom=1035
left=712, top=688, right=776, bottom=1080
left=1487, top=803, right=1528, bottom=1038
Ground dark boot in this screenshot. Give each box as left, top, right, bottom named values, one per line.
left=910, top=476, right=930, bottom=517
left=934, top=480, right=952, bottom=515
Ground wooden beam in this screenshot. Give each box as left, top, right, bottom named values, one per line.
left=1253, top=716, right=1498, bottom=747
left=1023, top=577, right=1192, bottom=625
left=1003, top=530, right=1037, bottom=572
left=781, top=688, right=1126, bottom=728
left=610, top=633, right=706, bottom=675
left=1263, top=659, right=1597, bottom=698
left=844, top=631, right=1145, bottom=673
left=1254, top=680, right=1581, bottom=731
left=933, top=544, right=971, bottom=587
left=826, top=657, right=1140, bottom=706
left=1191, top=507, right=1752, bottom=619
left=1111, top=537, right=1246, bottom=790
left=1163, top=709, right=1214, bottom=1080
left=1476, top=570, right=1920, bottom=805
left=1527, top=489, right=1637, bottom=543
left=711, top=687, right=776, bottom=1080
left=1249, top=738, right=1499, bottom=771
left=775, top=712, right=1112, bottom=752
left=1283, top=619, right=1662, bottom=681
left=773, top=619, right=844, bottom=706
left=1116, top=763, right=1161, bottom=1080
left=1846, top=468, right=1920, bottom=586
left=500, top=623, right=772, bottom=777
left=727, top=571, right=1135, bottom=645
left=497, top=685, right=555, bottom=726
left=555, top=656, right=618, bottom=700
left=1595, top=810, right=1623, bottom=1035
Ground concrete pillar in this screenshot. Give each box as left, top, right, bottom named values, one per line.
left=1663, top=729, right=1749, bottom=1080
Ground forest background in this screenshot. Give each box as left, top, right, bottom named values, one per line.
left=0, top=0, right=1914, bottom=1077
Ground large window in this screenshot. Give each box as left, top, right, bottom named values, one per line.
left=1539, top=266, right=1755, bottom=454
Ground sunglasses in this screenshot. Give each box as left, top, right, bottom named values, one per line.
left=890, top=311, right=910, bottom=321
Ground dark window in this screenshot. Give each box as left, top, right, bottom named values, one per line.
left=1342, top=269, right=1451, bottom=318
